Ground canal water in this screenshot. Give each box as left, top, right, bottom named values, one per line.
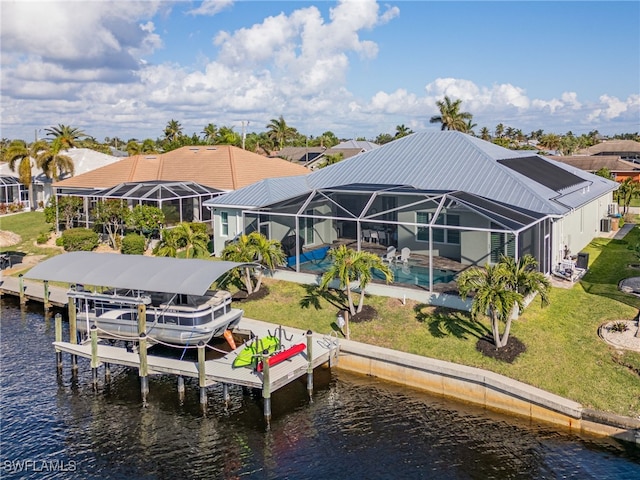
left=2, top=297, right=639, bottom=479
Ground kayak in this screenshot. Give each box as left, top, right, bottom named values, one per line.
left=256, top=343, right=306, bottom=372
left=232, top=336, right=280, bottom=368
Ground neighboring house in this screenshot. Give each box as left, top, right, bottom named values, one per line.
left=303, top=140, right=380, bottom=170
left=53, top=145, right=309, bottom=229
left=0, top=147, right=121, bottom=208
left=270, top=147, right=327, bottom=167
left=548, top=155, right=640, bottom=183
left=577, top=139, right=640, bottom=162
left=204, top=131, right=618, bottom=291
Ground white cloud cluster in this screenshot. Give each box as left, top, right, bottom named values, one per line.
left=0, top=0, right=637, bottom=142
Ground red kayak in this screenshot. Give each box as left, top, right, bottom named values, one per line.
left=257, top=343, right=306, bottom=372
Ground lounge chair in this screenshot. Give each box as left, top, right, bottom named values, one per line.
left=396, top=247, right=411, bottom=264
left=381, top=246, right=396, bottom=264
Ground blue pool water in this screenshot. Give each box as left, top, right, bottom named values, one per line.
left=299, top=257, right=456, bottom=287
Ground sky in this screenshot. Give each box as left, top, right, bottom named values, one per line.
left=1, top=0, right=639, bottom=143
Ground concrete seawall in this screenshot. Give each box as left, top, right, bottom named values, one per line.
left=334, top=337, right=640, bottom=444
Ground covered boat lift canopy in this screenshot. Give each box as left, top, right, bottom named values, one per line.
left=25, top=252, right=255, bottom=296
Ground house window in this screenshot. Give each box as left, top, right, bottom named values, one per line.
left=490, top=223, right=515, bottom=263
left=416, top=212, right=460, bottom=244
left=220, top=211, right=228, bottom=236
left=302, top=209, right=315, bottom=245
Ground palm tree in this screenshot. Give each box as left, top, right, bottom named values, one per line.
left=457, top=262, right=523, bottom=349
left=463, top=119, right=477, bottom=135
left=215, top=125, right=240, bottom=146
left=247, top=232, right=285, bottom=292
left=44, top=124, right=85, bottom=150
left=173, top=222, right=209, bottom=258
left=266, top=115, right=295, bottom=150
left=499, top=254, right=550, bottom=324
left=479, top=127, right=491, bottom=141
left=3, top=139, right=47, bottom=209
left=616, top=178, right=640, bottom=214
left=126, top=140, right=142, bottom=156
left=202, top=123, right=218, bottom=144
left=221, top=233, right=258, bottom=294
left=395, top=124, right=414, bottom=138
left=164, top=119, right=183, bottom=143
left=320, top=245, right=393, bottom=320
left=155, top=229, right=179, bottom=258
left=494, top=123, right=505, bottom=138
left=35, top=139, right=74, bottom=181
left=429, top=96, right=473, bottom=132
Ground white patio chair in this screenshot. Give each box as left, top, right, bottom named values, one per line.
left=396, top=247, right=411, bottom=264
left=381, top=246, right=396, bottom=264
left=370, top=231, right=379, bottom=244
left=377, top=230, right=387, bottom=246
left=362, top=229, right=372, bottom=243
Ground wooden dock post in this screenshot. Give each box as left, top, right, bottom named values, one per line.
left=18, top=274, right=26, bottom=305
left=68, top=290, right=78, bottom=372
left=90, top=325, right=99, bottom=389
left=306, top=330, right=314, bottom=400
left=223, top=383, right=230, bottom=406
left=105, top=363, right=111, bottom=382
left=262, top=354, right=271, bottom=424
left=55, top=313, right=63, bottom=372
left=43, top=280, right=51, bottom=312
left=139, top=333, right=149, bottom=405
left=177, top=376, right=185, bottom=403
left=137, top=303, right=146, bottom=335
left=198, top=341, right=207, bottom=407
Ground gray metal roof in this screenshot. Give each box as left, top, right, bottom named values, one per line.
left=25, top=252, right=254, bottom=296
left=204, top=131, right=618, bottom=215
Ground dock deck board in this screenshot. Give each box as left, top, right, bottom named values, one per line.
left=0, top=275, right=68, bottom=307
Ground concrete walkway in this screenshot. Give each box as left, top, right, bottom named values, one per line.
left=613, top=222, right=634, bottom=240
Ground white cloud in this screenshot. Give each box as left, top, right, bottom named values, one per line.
left=187, top=0, right=234, bottom=16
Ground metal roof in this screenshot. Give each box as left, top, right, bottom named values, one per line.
left=25, top=252, right=254, bottom=296
left=204, top=131, right=618, bottom=215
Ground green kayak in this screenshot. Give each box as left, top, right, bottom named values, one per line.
left=232, top=336, right=280, bottom=368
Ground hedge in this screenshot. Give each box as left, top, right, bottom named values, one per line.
left=61, top=228, right=99, bottom=252
left=121, top=233, right=146, bottom=255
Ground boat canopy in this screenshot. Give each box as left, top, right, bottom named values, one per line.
left=25, top=252, right=256, bottom=296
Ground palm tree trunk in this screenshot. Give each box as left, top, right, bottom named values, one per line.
left=243, top=267, right=253, bottom=294
left=346, top=288, right=356, bottom=316
left=501, top=317, right=513, bottom=347
left=491, top=312, right=502, bottom=348
left=254, top=271, right=263, bottom=292
left=356, top=289, right=366, bottom=313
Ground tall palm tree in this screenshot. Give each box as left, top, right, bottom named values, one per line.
left=395, top=124, right=414, bottom=138
left=36, top=138, right=74, bottom=181
left=3, top=139, right=48, bottom=209
left=45, top=124, right=85, bottom=150
left=266, top=115, right=295, bottom=150
left=479, top=127, right=491, bottom=141
left=494, top=123, right=505, bottom=138
left=320, top=245, right=393, bottom=318
left=164, top=119, right=183, bottom=143
left=457, top=262, right=523, bottom=349
left=215, top=125, right=240, bottom=146
left=429, top=96, right=473, bottom=132
left=202, top=123, right=218, bottom=144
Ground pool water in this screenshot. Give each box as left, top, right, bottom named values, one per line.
left=299, top=257, right=456, bottom=287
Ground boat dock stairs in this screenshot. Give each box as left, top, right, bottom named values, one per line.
left=52, top=315, right=340, bottom=424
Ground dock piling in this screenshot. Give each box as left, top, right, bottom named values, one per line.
left=223, top=383, right=230, bottom=406
left=18, top=274, right=25, bottom=305
left=54, top=313, right=63, bottom=372
left=137, top=304, right=146, bottom=335
left=90, top=325, right=99, bottom=389
left=177, top=376, right=185, bottom=403
left=262, top=354, right=271, bottom=425
left=198, top=341, right=207, bottom=407
left=43, top=280, right=51, bottom=311
left=105, top=363, right=111, bottom=382
left=139, top=333, right=149, bottom=405
left=306, top=330, right=314, bottom=400
left=68, top=290, right=78, bottom=371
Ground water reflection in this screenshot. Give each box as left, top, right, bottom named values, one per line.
left=2, top=297, right=639, bottom=479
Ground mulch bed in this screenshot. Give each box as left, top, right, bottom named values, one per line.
left=476, top=335, right=526, bottom=363
left=232, top=285, right=271, bottom=302
left=349, top=305, right=378, bottom=323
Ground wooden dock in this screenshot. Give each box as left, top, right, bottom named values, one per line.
left=0, top=274, right=68, bottom=307
left=54, top=318, right=339, bottom=390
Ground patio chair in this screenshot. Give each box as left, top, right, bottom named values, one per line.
left=396, top=247, right=411, bottom=264
left=377, top=230, right=387, bottom=246
left=362, top=229, right=372, bottom=243
left=381, top=246, right=396, bottom=264
left=370, top=231, right=379, bottom=244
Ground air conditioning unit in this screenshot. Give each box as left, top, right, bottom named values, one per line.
left=600, top=217, right=611, bottom=233
left=608, top=203, right=619, bottom=216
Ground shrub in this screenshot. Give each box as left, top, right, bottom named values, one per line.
left=36, top=232, right=50, bottom=244
left=55, top=236, right=64, bottom=247
left=609, top=321, right=629, bottom=333
left=121, top=233, right=146, bottom=255
left=61, top=228, right=99, bottom=252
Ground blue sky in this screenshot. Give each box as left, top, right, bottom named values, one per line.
left=1, top=1, right=638, bottom=142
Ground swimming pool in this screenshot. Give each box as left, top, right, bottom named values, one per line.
left=298, top=257, right=457, bottom=288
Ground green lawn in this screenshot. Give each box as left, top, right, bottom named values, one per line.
left=2, top=211, right=639, bottom=416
